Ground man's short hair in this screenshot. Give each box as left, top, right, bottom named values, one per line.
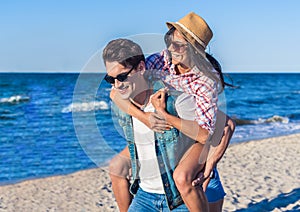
left=102, top=38, right=145, bottom=68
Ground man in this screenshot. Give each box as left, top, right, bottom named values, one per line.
left=103, top=38, right=210, bottom=211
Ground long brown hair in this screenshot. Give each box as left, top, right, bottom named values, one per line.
left=165, top=27, right=233, bottom=93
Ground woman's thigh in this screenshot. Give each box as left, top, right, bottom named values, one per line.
left=175, top=143, right=208, bottom=180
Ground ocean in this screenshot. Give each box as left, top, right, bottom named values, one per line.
left=0, top=73, right=300, bottom=185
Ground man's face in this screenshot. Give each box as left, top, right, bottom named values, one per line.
left=105, top=61, right=137, bottom=100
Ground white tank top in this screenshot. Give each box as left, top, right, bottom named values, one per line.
left=132, top=103, right=164, bottom=194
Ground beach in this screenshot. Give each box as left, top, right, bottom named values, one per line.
left=0, top=133, right=299, bottom=212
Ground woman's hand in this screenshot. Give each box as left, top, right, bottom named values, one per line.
left=151, top=88, right=168, bottom=114
left=191, top=162, right=214, bottom=192
left=111, top=88, right=172, bottom=132
left=145, top=112, right=172, bottom=133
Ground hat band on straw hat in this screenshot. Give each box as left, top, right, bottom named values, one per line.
left=175, top=21, right=207, bottom=48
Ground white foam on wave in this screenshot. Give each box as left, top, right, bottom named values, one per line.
left=256, top=115, right=289, bottom=124
left=232, top=120, right=300, bottom=143
left=61, top=101, right=109, bottom=113
left=234, top=115, right=290, bottom=126
left=0, top=95, right=30, bottom=103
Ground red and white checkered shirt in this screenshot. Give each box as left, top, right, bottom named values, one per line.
left=146, top=49, right=219, bottom=134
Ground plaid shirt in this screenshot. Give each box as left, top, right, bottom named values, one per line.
left=145, top=49, right=218, bottom=134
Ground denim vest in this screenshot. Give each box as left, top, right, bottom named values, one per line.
left=111, top=81, right=194, bottom=210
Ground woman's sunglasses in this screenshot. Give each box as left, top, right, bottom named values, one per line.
left=164, top=28, right=188, bottom=53
left=104, top=65, right=136, bottom=84
left=169, top=41, right=188, bottom=53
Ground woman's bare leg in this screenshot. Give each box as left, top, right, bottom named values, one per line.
left=173, top=143, right=209, bottom=212
left=109, top=147, right=132, bottom=212
left=208, top=199, right=224, bottom=212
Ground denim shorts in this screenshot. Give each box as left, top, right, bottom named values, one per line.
left=128, top=188, right=189, bottom=212
left=205, top=168, right=226, bottom=203
left=128, top=168, right=225, bottom=211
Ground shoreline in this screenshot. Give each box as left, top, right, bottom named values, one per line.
left=0, top=133, right=299, bottom=211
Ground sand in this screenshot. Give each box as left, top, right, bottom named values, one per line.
left=218, top=133, right=300, bottom=211
left=0, top=133, right=299, bottom=212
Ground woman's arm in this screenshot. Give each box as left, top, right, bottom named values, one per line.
left=192, top=112, right=235, bottom=190
left=110, top=89, right=171, bottom=132
left=207, top=112, right=235, bottom=167
left=150, top=89, right=209, bottom=144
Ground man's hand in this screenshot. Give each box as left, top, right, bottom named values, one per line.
left=191, top=160, right=215, bottom=192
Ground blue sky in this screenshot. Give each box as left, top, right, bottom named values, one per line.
left=1, top=0, right=300, bottom=73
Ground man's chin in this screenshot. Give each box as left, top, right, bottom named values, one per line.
left=118, top=92, right=131, bottom=100
left=116, top=85, right=132, bottom=100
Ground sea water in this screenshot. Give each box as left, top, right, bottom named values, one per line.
left=0, top=73, right=299, bottom=184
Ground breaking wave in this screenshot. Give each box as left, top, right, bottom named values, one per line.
left=234, top=115, right=289, bottom=126
left=61, top=101, right=109, bottom=113
left=0, top=95, right=30, bottom=104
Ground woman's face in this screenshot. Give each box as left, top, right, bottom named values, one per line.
left=168, top=29, right=192, bottom=68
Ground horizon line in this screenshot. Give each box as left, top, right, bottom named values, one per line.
left=1, top=70, right=300, bottom=74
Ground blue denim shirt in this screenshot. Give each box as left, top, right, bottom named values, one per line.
left=111, top=80, right=194, bottom=210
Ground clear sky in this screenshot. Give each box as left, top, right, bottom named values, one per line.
left=1, top=0, right=300, bottom=73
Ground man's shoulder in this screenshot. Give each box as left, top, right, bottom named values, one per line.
left=111, top=102, right=131, bottom=120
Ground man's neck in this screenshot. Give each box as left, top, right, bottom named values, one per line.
left=130, top=89, right=152, bottom=110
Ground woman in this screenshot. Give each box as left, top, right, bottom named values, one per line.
left=109, top=12, right=234, bottom=212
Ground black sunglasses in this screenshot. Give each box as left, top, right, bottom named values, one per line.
left=169, top=41, right=188, bottom=53
left=104, top=65, right=136, bottom=84
left=164, top=27, right=188, bottom=53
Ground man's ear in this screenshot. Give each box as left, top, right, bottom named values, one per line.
left=137, top=61, right=146, bottom=73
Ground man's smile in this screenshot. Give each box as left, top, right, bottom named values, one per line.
left=116, top=84, right=130, bottom=95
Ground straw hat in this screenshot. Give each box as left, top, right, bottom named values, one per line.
left=166, top=12, right=213, bottom=49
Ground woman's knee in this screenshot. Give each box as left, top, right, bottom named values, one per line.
left=173, top=167, right=193, bottom=192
